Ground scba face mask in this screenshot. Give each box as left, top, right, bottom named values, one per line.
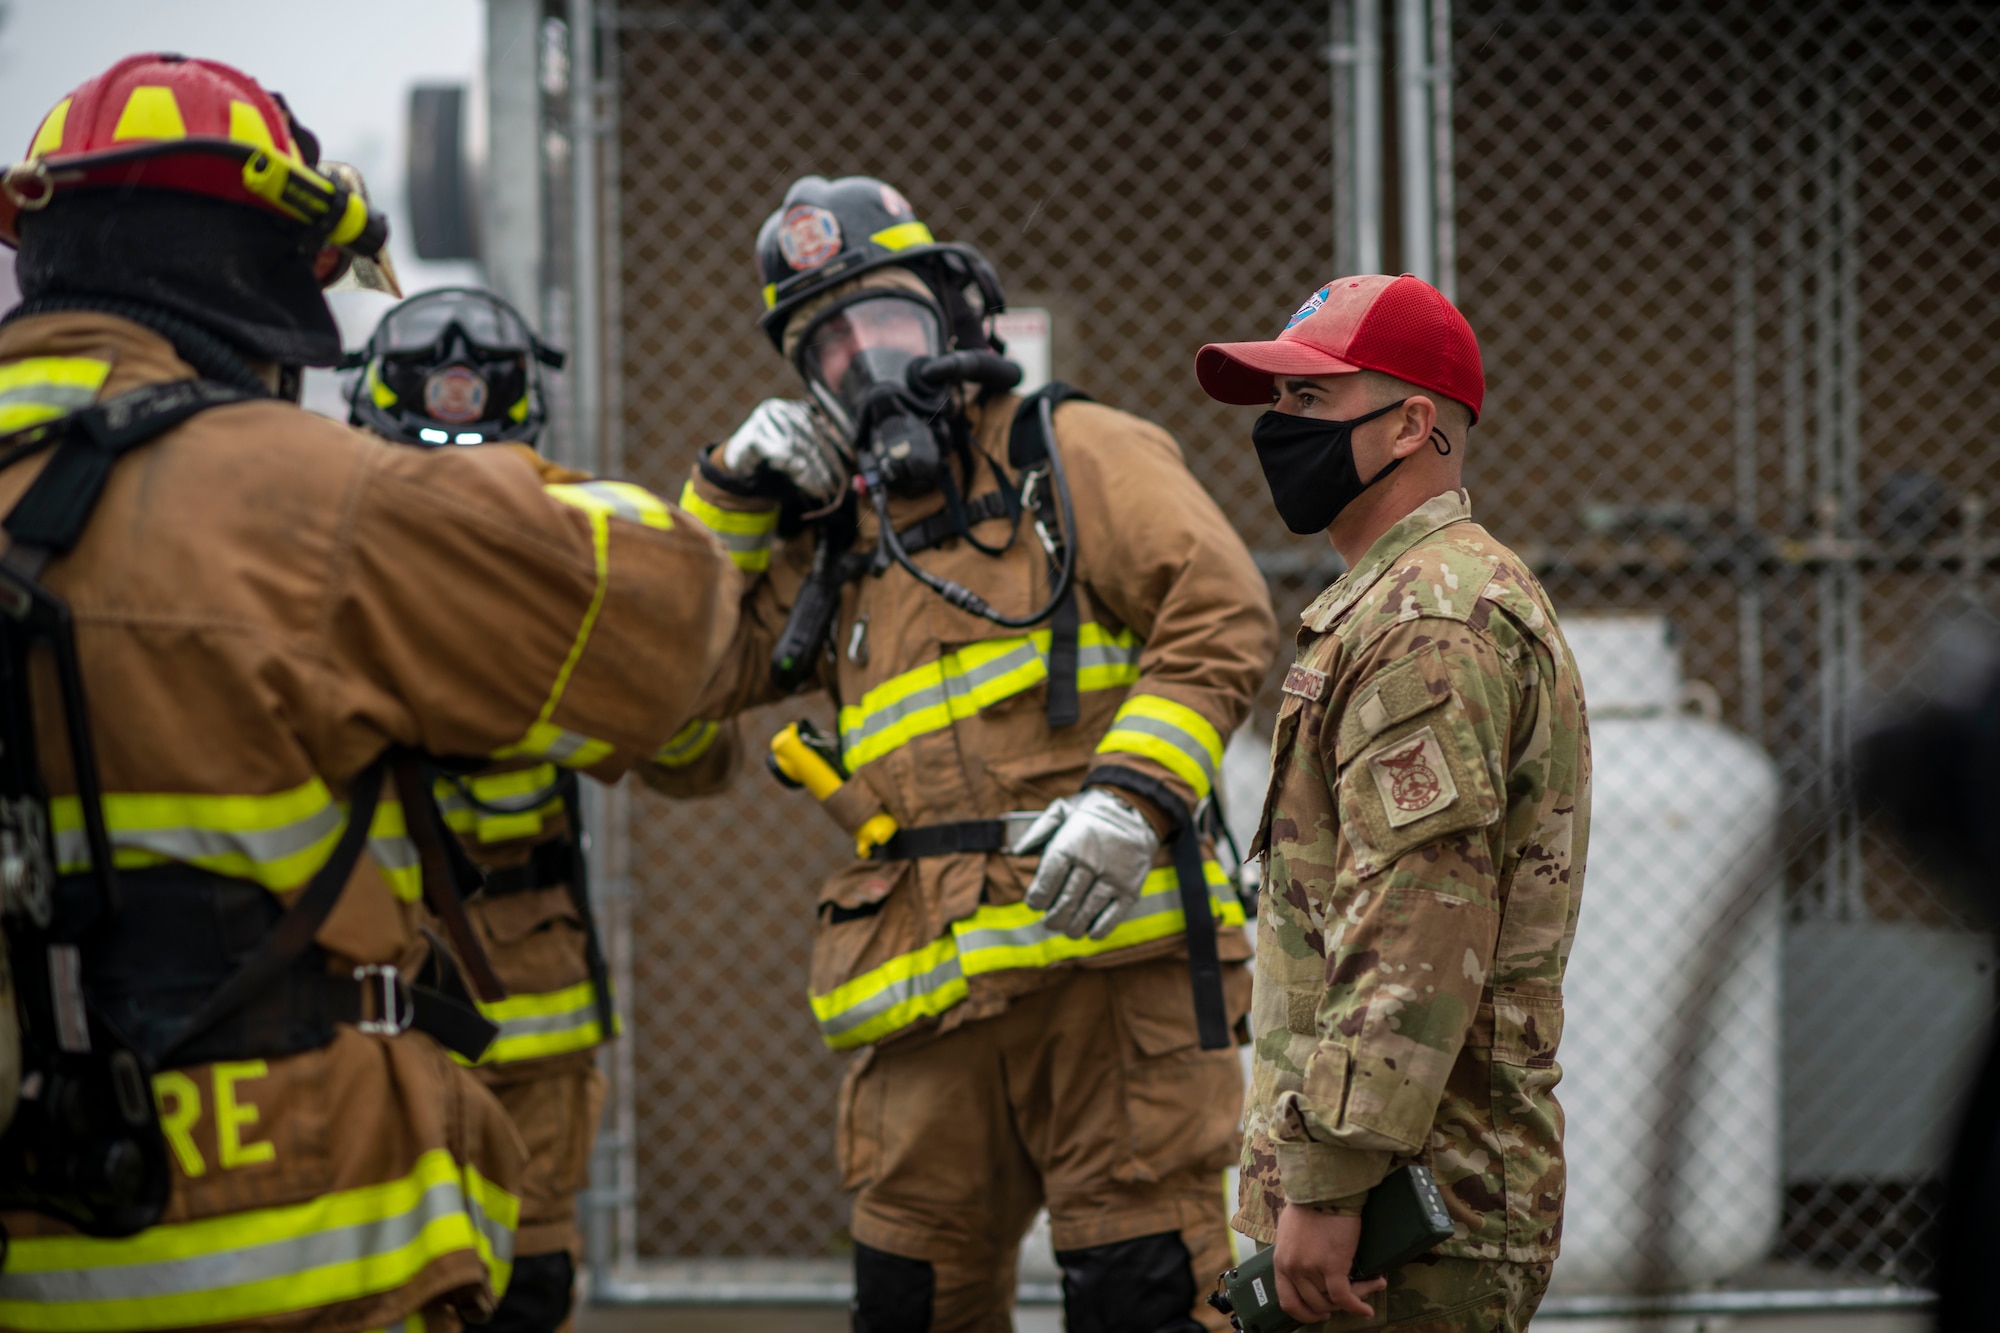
left=794, top=292, right=952, bottom=496
left=1252, top=397, right=1442, bottom=534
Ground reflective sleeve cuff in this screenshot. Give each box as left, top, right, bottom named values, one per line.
left=1093, top=693, right=1225, bottom=802
left=1274, top=1141, right=1396, bottom=1208
left=679, top=478, right=779, bottom=573
left=652, top=718, right=720, bottom=768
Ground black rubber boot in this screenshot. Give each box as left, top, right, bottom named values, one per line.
left=1057, top=1230, right=1203, bottom=1333
left=851, top=1241, right=936, bottom=1332
left=484, top=1250, right=575, bottom=1333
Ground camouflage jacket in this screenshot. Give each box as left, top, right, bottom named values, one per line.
left=1236, top=489, right=1590, bottom=1265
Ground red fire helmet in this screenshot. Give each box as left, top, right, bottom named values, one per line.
left=0, top=53, right=387, bottom=267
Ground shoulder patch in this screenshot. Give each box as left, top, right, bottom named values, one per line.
left=1366, top=726, right=1459, bottom=827
left=1283, top=663, right=1329, bottom=702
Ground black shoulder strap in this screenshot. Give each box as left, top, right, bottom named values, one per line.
left=557, top=771, right=619, bottom=1042
left=4, top=379, right=251, bottom=563
left=1007, top=381, right=1093, bottom=470
left=1008, top=384, right=1093, bottom=727
left=895, top=488, right=1014, bottom=556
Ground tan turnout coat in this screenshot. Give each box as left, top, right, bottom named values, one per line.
left=0, top=313, right=736, bottom=1332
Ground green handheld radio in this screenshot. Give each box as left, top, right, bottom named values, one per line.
left=1208, top=1164, right=1456, bottom=1332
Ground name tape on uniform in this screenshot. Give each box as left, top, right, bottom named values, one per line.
left=1282, top=664, right=1329, bottom=702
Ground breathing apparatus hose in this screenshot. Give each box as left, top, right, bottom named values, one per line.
left=865, top=394, right=1076, bottom=630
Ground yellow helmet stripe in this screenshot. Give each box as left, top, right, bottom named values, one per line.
left=871, top=221, right=935, bottom=252
left=111, top=87, right=188, bottom=143
left=30, top=99, right=71, bottom=158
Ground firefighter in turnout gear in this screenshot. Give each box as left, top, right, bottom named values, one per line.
left=651, top=175, right=1279, bottom=1330
left=350, top=286, right=624, bottom=1333
left=0, top=54, right=739, bottom=1332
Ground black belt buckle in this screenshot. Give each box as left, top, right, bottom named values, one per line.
left=352, top=964, right=414, bottom=1037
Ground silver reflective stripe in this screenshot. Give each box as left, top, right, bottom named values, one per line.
left=51, top=803, right=344, bottom=877
left=1077, top=637, right=1141, bottom=673
left=709, top=527, right=770, bottom=558
left=816, top=951, right=965, bottom=1044
left=436, top=778, right=563, bottom=819
left=952, top=883, right=1193, bottom=960
left=840, top=638, right=1043, bottom=753
left=464, top=1174, right=515, bottom=1268
left=1100, top=711, right=1218, bottom=788
left=369, top=833, right=419, bottom=876
left=0, top=382, right=98, bottom=414
left=534, top=729, right=596, bottom=763
left=568, top=481, right=660, bottom=526
left=0, top=1178, right=478, bottom=1304
left=491, top=1003, right=596, bottom=1044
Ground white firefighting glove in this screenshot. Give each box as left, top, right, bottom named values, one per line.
left=1013, top=787, right=1160, bottom=940
left=718, top=398, right=847, bottom=503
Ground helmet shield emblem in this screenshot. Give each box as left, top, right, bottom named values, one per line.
left=777, top=204, right=842, bottom=271
left=423, top=365, right=489, bottom=424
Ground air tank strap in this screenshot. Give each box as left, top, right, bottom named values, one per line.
left=1008, top=383, right=1094, bottom=730
left=3, top=378, right=253, bottom=567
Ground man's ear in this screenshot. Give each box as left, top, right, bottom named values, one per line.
left=1391, top=396, right=1439, bottom=458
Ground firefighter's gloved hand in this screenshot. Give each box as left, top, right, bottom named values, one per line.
left=1014, top=788, right=1159, bottom=940
left=719, top=398, right=845, bottom=502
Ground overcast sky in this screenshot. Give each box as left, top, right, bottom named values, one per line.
left=0, top=0, right=490, bottom=411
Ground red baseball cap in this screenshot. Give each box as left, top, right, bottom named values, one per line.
left=1196, top=273, right=1484, bottom=422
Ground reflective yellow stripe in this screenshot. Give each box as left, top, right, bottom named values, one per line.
left=679, top=481, right=778, bottom=573
left=367, top=799, right=421, bottom=903
left=0, top=1148, right=519, bottom=1331
left=494, top=489, right=618, bottom=767
left=811, top=861, right=1242, bottom=1050
left=50, top=779, right=344, bottom=893
left=1095, top=694, right=1225, bottom=801
left=456, top=979, right=619, bottom=1066
left=871, top=221, right=936, bottom=251
left=434, top=766, right=564, bottom=845
left=49, top=778, right=417, bottom=900
left=547, top=480, right=674, bottom=531
left=652, top=718, right=719, bottom=769
left=837, top=623, right=1141, bottom=771
left=807, top=936, right=967, bottom=1051
left=0, top=356, right=112, bottom=434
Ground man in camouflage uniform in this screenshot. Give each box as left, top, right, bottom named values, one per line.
left=1195, top=275, right=1590, bottom=1328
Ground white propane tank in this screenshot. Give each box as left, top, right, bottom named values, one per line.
left=1552, top=613, right=1783, bottom=1293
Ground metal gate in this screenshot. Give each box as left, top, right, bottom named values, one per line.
left=535, top=0, right=2000, bottom=1309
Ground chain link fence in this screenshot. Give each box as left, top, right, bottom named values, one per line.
left=579, top=0, right=2000, bottom=1306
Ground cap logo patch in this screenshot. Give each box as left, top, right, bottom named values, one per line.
left=777, top=203, right=843, bottom=271
left=878, top=183, right=912, bottom=218
left=1285, top=285, right=1331, bottom=331
left=423, top=365, right=488, bottom=424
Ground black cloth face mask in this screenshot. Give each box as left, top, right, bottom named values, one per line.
left=1251, top=398, right=1411, bottom=535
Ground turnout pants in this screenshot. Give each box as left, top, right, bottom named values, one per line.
left=840, top=954, right=1251, bottom=1332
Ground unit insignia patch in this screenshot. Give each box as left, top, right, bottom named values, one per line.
left=1367, top=726, right=1458, bottom=827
